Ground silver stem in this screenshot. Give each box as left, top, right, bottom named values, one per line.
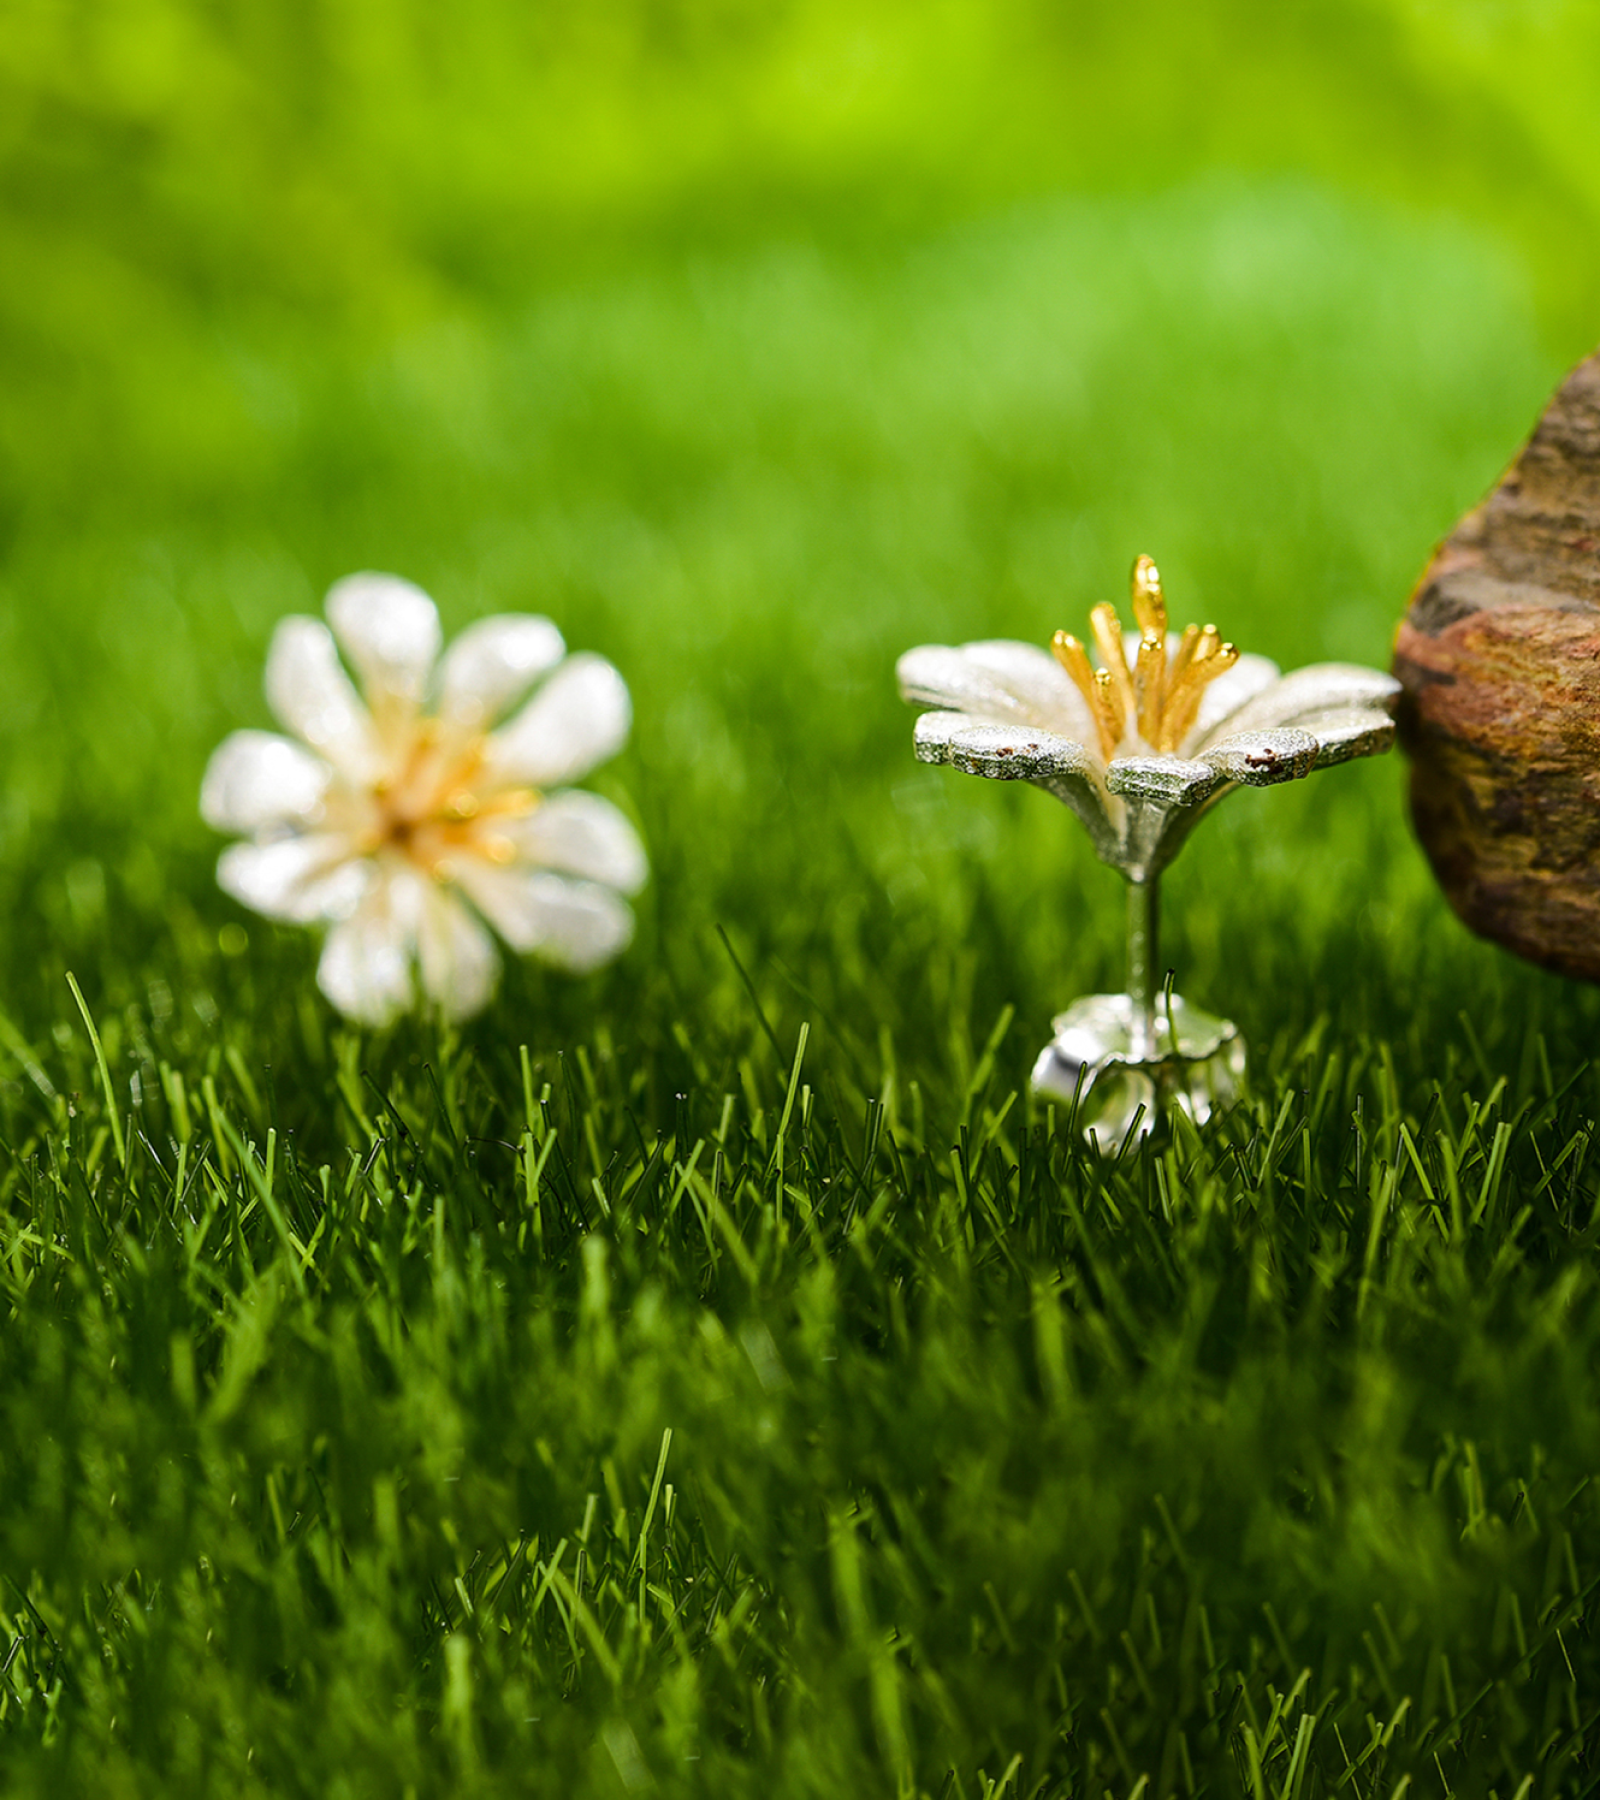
left=1126, top=874, right=1160, bottom=1058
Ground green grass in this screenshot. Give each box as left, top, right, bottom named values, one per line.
left=3, top=175, right=1600, bottom=1796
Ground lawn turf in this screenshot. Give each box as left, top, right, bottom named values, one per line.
left=2, top=181, right=1600, bottom=1795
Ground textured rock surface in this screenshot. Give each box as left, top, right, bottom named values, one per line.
left=1395, top=349, right=1600, bottom=981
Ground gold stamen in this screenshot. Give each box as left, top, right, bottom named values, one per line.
left=1088, top=603, right=1136, bottom=723
left=1130, top=555, right=1166, bottom=639
left=1051, top=630, right=1098, bottom=707
left=1160, top=641, right=1240, bottom=749
left=444, top=790, right=481, bottom=821
left=1135, top=631, right=1167, bottom=744
left=1047, top=559, right=1248, bottom=757
left=478, top=786, right=541, bottom=819
left=1154, top=625, right=1224, bottom=747
left=1053, top=630, right=1117, bottom=758
left=1166, top=622, right=1202, bottom=687
left=1157, top=672, right=1205, bottom=751
left=1095, top=669, right=1124, bottom=749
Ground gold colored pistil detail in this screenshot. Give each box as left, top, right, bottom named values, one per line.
left=1051, top=555, right=1239, bottom=759
left=364, top=724, right=540, bottom=877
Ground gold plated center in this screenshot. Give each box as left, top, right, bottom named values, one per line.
left=1051, top=555, right=1239, bottom=760
left=366, top=724, right=538, bottom=874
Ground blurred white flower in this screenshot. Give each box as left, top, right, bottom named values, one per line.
left=897, top=556, right=1398, bottom=882
left=202, top=574, right=646, bottom=1024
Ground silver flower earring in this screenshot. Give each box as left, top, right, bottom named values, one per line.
left=898, top=556, right=1399, bottom=1145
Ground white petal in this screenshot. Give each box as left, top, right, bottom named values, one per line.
left=1301, top=706, right=1396, bottom=767
left=1104, top=755, right=1220, bottom=805
left=217, top=836, right=370, bottom=924
left=324, top=573, right=443, bottom=709
left=484, top=654, right=631, bottom=787
left=1198, top=726, right=1321, bottom=786
left=455, top=865, right=634, bottom=971
left=911, top=711, right=1104, bottom=783
left=502, top=791, right=648, bottom=895
left=265, top=617, right=382, bottom=781
left=1188, top=653, right=1281, bottom=742
left=416, top=887, right=501, bottom=1020
left=315, top=871, right=425, bottom=1025
left=912, top=711, right=1120, bottom=867
left=437, top=615, right=566, bottom=730
left=897, top=641, right=1094, bottom=742
left=201, top=731, right=331, bottom=834
left=1193, top=662, right=1398, bottom=747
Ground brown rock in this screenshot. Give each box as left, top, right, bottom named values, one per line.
left=1395, top=349, right=1600, bottom=982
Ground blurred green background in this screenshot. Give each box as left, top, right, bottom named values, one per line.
left=6, top=0, right=1600, bottom=511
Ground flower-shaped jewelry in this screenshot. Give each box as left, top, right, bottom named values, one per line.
left=202, top=574, right=647, bottom=1025
left=898, top=557, right=1398, bottom=1143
